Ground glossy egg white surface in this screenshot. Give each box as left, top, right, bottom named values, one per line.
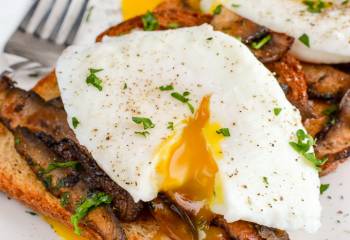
left=56, top=25, right=321, bottom=233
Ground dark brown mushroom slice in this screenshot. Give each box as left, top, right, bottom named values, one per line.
left=0, top=76, right=143, bottom=222
left=211, top=7, right=293, bottom=63
left=302, top=63, right=350, bottom=100
left=12, top=127, right=126, bottom=240
left=214, top=217, right=290, bottom=240
left=150, top=197, right=198, bottom=240
left=316, top=90, right=350, bottom=176
left=303, top=100, right=336, bottom=137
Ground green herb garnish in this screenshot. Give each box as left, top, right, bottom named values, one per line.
left=14, top=137, right=20, bottom=145
left=262, top=176, right=269, bottom=185
left=167, top=122, right=174, bottom=130
left=26, top=211, right=37, bottom=216
left=43, top=175, right=53, bottom=189
left=303, top=0, right=331, bottom=13
left=142, top=11, right=159, bottom=31
left=123, top=83, right=127, bottom=90
left=42, top=161, right=79, bottom=174
left=159, top=85, right=174, bottom=91
left=71, top=192, right=112, bottom=235
left=213, top=4, right=222, bottom=15
left=168, top=23, right=180, bottom=29
left=342, top=0, right=349, bottom=5
left=320, top=183, right=330, bottom=194
left=251, top=35, right=272, bottom=50
left=273, top=108, right=282, bottom=116
left=72, top=117, right=80, bottom=129
left=232, top=3, right=240, bottom=8
left=171, top=92, right=194, bottom=113
left=85, top=6, right=94, bottom=22
left=135, top=131, right=150, bottom=137
left=132, top=117, right=155, bottom=130
left=299, top=34, right=310, bottom=48
left=86, top=68, right=103, bottom=91
left=216, top=128, right=230, bottom=137
left=322, top=105, right=338, bottom=116
left=60, top=192, right=70, bottom=208
left=289, top=129, right=327, bottom=170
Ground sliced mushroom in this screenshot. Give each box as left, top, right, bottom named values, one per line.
left=303, top=63, right=350, bottom=100
left=0, top=76, right=143, bottom=221
left=316, top=90, right=350, bottom=175
left=303, top=100, right=336, bottom=137
left=214, top=217, right=289, bottom=240
left=211, top=7, right=294, bottom=63
left=12, top=127, right=126, bottom=240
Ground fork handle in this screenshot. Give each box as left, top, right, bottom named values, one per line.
left=4, top=31, right=66, bottom=67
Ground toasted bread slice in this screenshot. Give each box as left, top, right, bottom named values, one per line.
left=0, top=88, right=168, bottom=239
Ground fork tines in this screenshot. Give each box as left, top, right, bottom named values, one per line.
left=20, top=0, right=89, bottom=46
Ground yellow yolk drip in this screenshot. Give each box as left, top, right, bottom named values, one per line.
left=44, top=217, right=88, bottom=240
left=121, top=0, right=164, bottom=20
left=157, top=96, right=224, bottom=207
left=209, top=0, right=223, bottom=12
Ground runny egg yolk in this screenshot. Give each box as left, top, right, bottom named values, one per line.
left=43, top=216, right=88, bottom=240
left=121, top=0, right=164, bottom=20
left=157, top=96, right=224, bottom=214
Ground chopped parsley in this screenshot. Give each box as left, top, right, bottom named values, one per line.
left=168, top=23, right=180, bottom=29
left=132, top=117, right=155, bottom=130
left=43, top=175, right=53, bottom=189
left=303, top=0, right=331, bottom=13
left=320, top=184, right=330, bottom=194
left=273, top=108, right=282, bottom=116
left=171, top=92, right=194, bottom=113
left=167, top=122, right=174, bottom=130
left=159, top=85, right=174, bottom=91
left=71, top=192, right=112, bottom=235
left=60, top=192, right=70, bottom=208
left=135, top=131, right=150, bottom=137
left=262, top=176, right=269, bottom=186
left=251, top=34, right=272, bottom=50
left=86, top=68, right=103, bottom=91
left=232, top=3, right=240, bottom=8
left=342, top=0, right=349, bottom=5
left=299, top=34, right=310, bottom=48
left=123, top=83, right=127, bottom=90
left=289, top=129, right=327, bottom=170
left=85, top=6, right=94, bottom=22
left=25, top=211, right=37, bottom=216
left=213, top=4, right=222, bottom=15
left=72, top=117, right=80, bottom=129
left=322, top=105, right=338, bottom=116
left=142, top=11, right=159, bottom=31
left=14, top=137, right=20, bottom=145
left=216, top=128, right=230, bottom=137
left=42, top=161, right=80, bottom=174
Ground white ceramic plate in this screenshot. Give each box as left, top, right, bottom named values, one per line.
left=0, top=1, right=349, bottom=239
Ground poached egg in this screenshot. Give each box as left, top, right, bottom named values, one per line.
left=56, top=25, right=321, bottom=233
left=201, top=0, right=350, bottom=64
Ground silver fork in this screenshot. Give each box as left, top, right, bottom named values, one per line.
left=4, top=0, right=89, bottom=68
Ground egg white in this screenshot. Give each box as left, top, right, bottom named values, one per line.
left=56, top=25, right=321, bottom=232
left=201, top=0, right=350, bottom=64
